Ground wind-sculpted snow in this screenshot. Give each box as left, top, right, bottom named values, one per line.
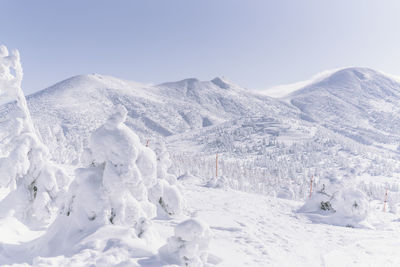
left=0, top=45, right=69, bottom=227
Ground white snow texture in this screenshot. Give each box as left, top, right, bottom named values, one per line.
left=3, top=44, right=400, bottom=266
left=0, top=45, right=68, bottom=227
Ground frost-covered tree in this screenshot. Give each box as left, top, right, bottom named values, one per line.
left=148, top=139, right=184, bottom=216
left=64, top=105, right=157, bottom=231
left=0, top=45, right=69, bottom=227
left=7, top=105, right=184, bottom=258
left=59, top=104, right=184, bottom=244
left=159, top=218, right=212, bottom=267
left=299, top=179, right=369, bottom=227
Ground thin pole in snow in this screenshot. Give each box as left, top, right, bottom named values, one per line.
left=216, top=153, right=218, bottom=179
left=309, top=174, right=314, bottom=198
left=383, top=188, right=388, bottom=212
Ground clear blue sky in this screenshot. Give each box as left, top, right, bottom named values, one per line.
left=1, top=0, right=400, bottom=94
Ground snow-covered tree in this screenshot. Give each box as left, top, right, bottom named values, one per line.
left=64, top=105, right=158, bottom=232
left=148, top=139, right=184, bottom=216
left=0, top=45, right=69, bottom=227
left=299, top=179, right=369, bottom=227
left=159, top=218, right=212, bottom=267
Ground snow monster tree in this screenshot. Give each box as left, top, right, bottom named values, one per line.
left=63, top=104, right=184, bottom=238
left=0, top=45, right=69, bottom=227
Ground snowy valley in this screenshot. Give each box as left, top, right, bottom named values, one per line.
left=2, top=45, right=400, bottom=267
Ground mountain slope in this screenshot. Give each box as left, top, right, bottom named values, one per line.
left=287, top=67, right=400, bottom=148
left=3, top=68, right=400, bottom=202
left=22, top=74, right=298, bottom=163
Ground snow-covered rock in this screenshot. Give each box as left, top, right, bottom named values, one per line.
left=0, top=45, right=69, bottom=227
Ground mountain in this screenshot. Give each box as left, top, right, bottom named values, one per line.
left=287, top=67, right=400, bottom=149
left=3, top=48, right=400, bottom=267
left=22, top=74, right=298, bottom=163
left=2, top=67, right=400, bottom=202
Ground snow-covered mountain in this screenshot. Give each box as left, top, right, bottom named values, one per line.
left=23, top=67, right=400, bottom=157
left=3, top=66, right=400, bottom=199
left=3, top=47, right=400, bottom=266
left=20, top=74, right=297, bottom=163
left=287, top=67, right=400, bottom=149
left=0, top=67, right=394, bottom=204
left=28, top=73, right=296, bottom=137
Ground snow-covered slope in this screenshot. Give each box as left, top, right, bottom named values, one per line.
left=5, top=66, right=400, bottom=201
left=22, top=74, right=297, bottom=163
left=163, top=68, right=400, bottom=202
left=6, top=68, right=400, bottom=203
left=22, top=67, right=400, bottom=162
left=287, top=67, right=400, bottom=148
left=3, top=176, right=400, bottom=267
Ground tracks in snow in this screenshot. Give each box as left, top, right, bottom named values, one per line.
left=181, top=180, right=400, bottom=267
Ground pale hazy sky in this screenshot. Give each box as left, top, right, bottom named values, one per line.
left=1, top=0, right=400, bottom=94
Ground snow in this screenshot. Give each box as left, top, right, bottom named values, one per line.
left=159, top=218, right=212, bottom=266
left=299, top=186, right=370, bottom=227
left=3, top=44, right=400, bottom=266
left=0, top=46, right=69, bottom=228
left=3, top=177, right=400, bottom=266
left=260, top=68, right=343, bottom=98
left=180, top=179, right=400, bottom=266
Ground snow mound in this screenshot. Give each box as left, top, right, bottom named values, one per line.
left=159, top=218, right=212, bottom=267
left=205, top=176, right=229, bottom=189
left=277, top=186, right=295, bottom=200
left=0, top=45, right=69, bottom=227
left=177, top=171, right=201, bottom=182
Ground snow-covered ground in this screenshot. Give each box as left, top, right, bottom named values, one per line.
left=2, top=177, right=400, bottom=266
left=183, top=179, right=400, bottom=267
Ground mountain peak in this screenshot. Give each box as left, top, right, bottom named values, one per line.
left=158, top=77, right=201, bottom=88
left=284, top=67, right=400, bottom=100
left=211, top=77, right=231, bottom=89
left=323, top=67, right=376, bottom=84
